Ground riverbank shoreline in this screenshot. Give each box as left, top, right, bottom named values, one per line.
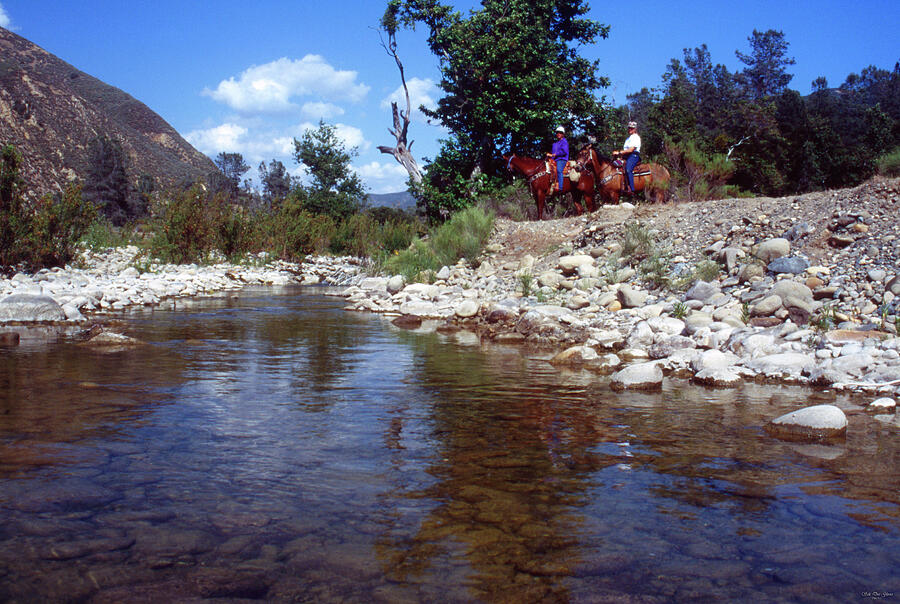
left=2, top=178, right=899, bottom=427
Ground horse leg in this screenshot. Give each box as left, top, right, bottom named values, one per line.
left=536, top=191, right=545, bottom=220
left=572, top=191, right=584, bottom=216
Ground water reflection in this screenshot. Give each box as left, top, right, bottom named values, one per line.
left=0, top=287, right=897, bottom=602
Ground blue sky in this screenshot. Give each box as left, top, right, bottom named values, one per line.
left=1, top=1, right=897, bottom=193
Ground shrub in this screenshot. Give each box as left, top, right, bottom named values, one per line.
left=271, top=196, right=336, bottom=260
left=80, top=218, right=142, bottom=251
left=149, top=184, right=229, bottom=264
left=0, top=144, right=30, bottom=269
left=621, top=221, right=656, bottom=262
left=664, top=138, right=736, bottom=202
left=876, top=147, right=900, bottom=177
left=25, top=184, right=97, bottom=269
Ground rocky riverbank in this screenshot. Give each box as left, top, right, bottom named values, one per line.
left=2, top=178, right=899, bottom=435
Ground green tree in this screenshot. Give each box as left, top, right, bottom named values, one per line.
left=0, top=144, right=29, bottom=268
left=292, top=121, right=366, bottom=220
left=735, top=29, right=795, bottom=99
left=214, top=151, right=250, bottom=195
left=83, top=135, right=131, bottom=225
left=258, top=159, right=293, bottom=205
left=389, top=0, right=610, bottom=179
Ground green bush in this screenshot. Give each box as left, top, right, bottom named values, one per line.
left=149, top=184, right=230, bottom=264
left=664, top=138, right=736, bottom=202
left=876, top=148, right=900, bottom=177
left=81, top=218, right=137, bottom=251
left=1, top=145, right=96, bottom=270
left=271, top=196, right=336, bottom=260
left=25, top=184, right=97, bottom=268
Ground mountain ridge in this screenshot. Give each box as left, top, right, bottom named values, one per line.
left=0, top=27, right=215, bottom=198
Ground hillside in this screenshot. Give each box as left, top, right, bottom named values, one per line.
left=367, top=191, right=415, bottom=210
left=0, top=27, right=214, bottom=198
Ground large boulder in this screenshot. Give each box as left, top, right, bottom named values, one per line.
left=766, top=404, right=848, bottom=440
left=0, top=294, right=67, bottom=322
left=609, top=362, right=664, bottom=391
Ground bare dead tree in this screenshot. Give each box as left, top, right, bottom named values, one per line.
left=376, top=25, right=422, bottom=186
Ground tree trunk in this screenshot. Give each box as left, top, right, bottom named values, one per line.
left=379, top=33, right=423, bottom=187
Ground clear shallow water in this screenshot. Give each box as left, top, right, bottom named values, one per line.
left=0, top=287, right=898, bottom=602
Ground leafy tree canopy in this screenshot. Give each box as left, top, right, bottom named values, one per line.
left=292, top=121, right=367, bottom=220
left=388, top=0, right=610, bottom=173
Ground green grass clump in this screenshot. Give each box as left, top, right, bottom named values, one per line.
left=384, top=206, right=495, bottom=282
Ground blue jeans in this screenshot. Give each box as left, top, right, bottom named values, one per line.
left=556, top=159, right=566, bottom=192
left=625, top=152, right=640, bottom=192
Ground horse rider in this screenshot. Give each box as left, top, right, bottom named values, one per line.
left=612, top=121, right=641, bottom=195
left=546, top=126, right=568, bottom=194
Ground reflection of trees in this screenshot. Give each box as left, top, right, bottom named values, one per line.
left=373, top=332, right=625, bottom=602
left=126, top=289, right=379, bottom=409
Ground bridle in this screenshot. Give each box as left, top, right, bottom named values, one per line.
left=506, top=153, right=549, bottom=186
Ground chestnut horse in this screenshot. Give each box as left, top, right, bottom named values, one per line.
left=503, top=153, right=596, bottom=220
left=576, top=144, right=670, bottom=204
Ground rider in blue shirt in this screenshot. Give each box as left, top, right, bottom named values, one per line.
left=548, top=126, right=568, bottom=194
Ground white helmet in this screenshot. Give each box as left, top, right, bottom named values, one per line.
left=555, top=126, right=565, bottom=134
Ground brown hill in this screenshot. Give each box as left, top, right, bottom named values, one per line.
left=0, top=27, right=215, bottom=198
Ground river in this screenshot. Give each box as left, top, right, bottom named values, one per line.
left=1, top=287, right=898, bottom=602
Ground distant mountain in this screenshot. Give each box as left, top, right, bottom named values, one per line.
left=0, top=27, right=215, bottom=198
left=367, top=190, right=416, bottom=210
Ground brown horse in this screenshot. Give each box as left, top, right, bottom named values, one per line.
left=503, top=153, right=596, bottom=220
left=576, top=144, right=670, bottom=204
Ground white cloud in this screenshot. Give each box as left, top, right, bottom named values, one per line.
left=185, top=123, right=248, bottom=154
left=204, top=55, right=370, bottom=114
left=301, top=101, right=345, bottom=120
left=380, top=77, right=439, bottom=123
left=184, top=123, right=295, bottom=163
left=0, top=3, right=11, bottom=28
left=355, top=161, right=411, bottom=194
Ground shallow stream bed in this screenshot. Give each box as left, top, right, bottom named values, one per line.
left=1, top=287, right=898, bottom=602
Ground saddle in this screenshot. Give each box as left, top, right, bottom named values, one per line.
left=546, top=160, right=580, bottom=193
left=610, top=159, right=650, bottom=192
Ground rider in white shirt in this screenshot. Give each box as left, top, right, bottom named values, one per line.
left=612, top=121, right=641, bottom=194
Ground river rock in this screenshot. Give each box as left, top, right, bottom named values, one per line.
left=0, top=294, right=67, bottom=322
left=766, top=404, right=848, bottom=440
left=386, top=275, right=405, bottom=294
left=743, top=352, right=816, bottom=378
left=558, top=255, right=594, bottom=275
left=538, top=271, right=562, bottom=289
left=768, top=256, right=810, bottom=275
left=756, top=238, right=790, bottom=263
left=772, top=280, right=813, bottom=302
left=617, top=285, right=647, bottom=308
left=693, top=367, right=742, bottom=387
left=455, top=299, right=480, bottom=318
left=691, top=349, right=736, bottom=373
left=609, top=362, right=663, bottom=391
left=684, top=281, right=720, bottom=304
left=751, top=295, right=782, bottom=317
left=738, top=263, right=765, bottom=284
left=867, top=397, right=896, bottom=412
left=550, top=345, right=599, bottom=365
